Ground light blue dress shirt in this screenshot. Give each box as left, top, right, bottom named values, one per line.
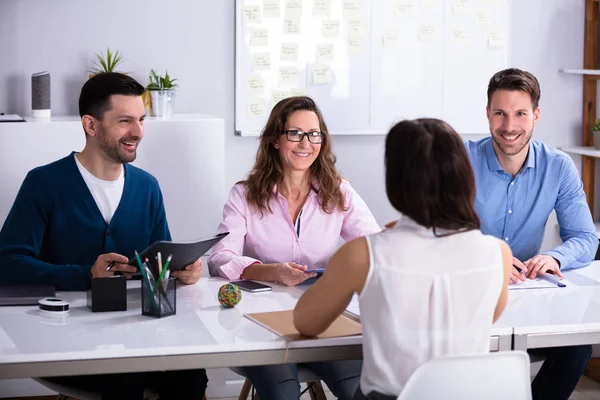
left=465, top=137, right=598, bottom=270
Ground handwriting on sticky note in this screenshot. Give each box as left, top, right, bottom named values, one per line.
left=322, top=20, right=340, bottom=37
left=396, top=0, right=413, bottom=18
left=243, top=6, right=261, bottom=24
left=312, top=64, right=331, bottom=85
left=383, top=29, right=399, bottom=48
left=343, top=0, right=362, bottom=17
left=248, top=99, right=265, bottom=116
left=419, top=24, right=436, bottom=42
left=279, top=67, right=298, bottom=85
left=285, top=0, right=303, bottom=18
left=290, top=88, right=307, bottom=97
left=347, top=36, right=363, bottom=54
left=253, top=53, right=271, bottom=71
left=454, top=29, right=468, bottom=44
left=250, top=28, right=269, bottom=47
left=247, top=75, right=265, bottom=95
left=271, top=90, right=290, bottom=105
left=313, top=0, right=330, bottom=17
left=263, top=0, right=280, bottom=18
left=452, top=0, right=468, bottom=15
left=421, top=0, right=437, bottom=9
left=280, top=42, right=299, bottom=62
left=476, top=12, right=490, bottom=26
left=348, top=18, right=365, bottom=37
left=317, top=44, right=334, bottom=62
left=488, top=30, right=505, bottom=48
left=284, top=17, right=301, bottom=34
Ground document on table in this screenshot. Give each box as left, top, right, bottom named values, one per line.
left=508, top=275, right=567, bottom=290
left=345, top=293, right=360, bottom=318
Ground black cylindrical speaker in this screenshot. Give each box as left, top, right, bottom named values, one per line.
left=31, top=71, right=51, bottom=118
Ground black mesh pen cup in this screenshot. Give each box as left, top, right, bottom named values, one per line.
left=142, top=276, right=176, bottom=318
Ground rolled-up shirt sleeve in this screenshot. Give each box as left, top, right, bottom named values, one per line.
left=207, top=185, right=261, bottom=280
left=340, top=181, right=381, bottom=241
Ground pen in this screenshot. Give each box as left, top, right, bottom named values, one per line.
left=514, top=265, right=526, bottom=275
left=105, top=262, right=115, bottom=271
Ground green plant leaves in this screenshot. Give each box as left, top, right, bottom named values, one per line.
left=90, top=47, right=125, bottom=74
left=146, top=69, right=179, bottom=90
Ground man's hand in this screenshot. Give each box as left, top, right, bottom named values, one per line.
left=276, top=262, right=317, bottom=286
left=91, top=253, right=136, bottom=279
left=508, top=257, right=528, bottom=284
left=525, top=255, right=563, bottom=279
left=172, top=258, right=203, bottom=285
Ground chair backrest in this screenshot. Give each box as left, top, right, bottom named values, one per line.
left=397, top=351, right=532, bottom=400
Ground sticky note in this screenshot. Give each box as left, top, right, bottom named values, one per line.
left=316, top=44, right=334, bottom=62
left=322, top=20, right=340, bottom=37
left=272, top=90, right=290, bottom=105
left=452, top=0, right=468, bottom=16
left=284, top=17, right=301, bottom=34
left=418, top=24, right=436, bottom=42
left=476, top=12, right=490, bottom=26
left=250, top=28, right=269, bottom=47
left=263, top=0, right=280, bottom=18
left=253, top=53, right=271, bottom=71
left=348, top=18, right=365, bottom=37
left=243, top=6, right=261, bottom=24
left=312, top=64, right=331, bottom=84
left=396, top=0, right=413, bottom=18
left=488, top=30, right=505, bottom=48
left=285, top=0, right=303, bottom=18
left=347, top=36, right=363, bottom=54
left=246, top=75, right=265, bottom=95
left=279, top=67, right=298, bottom=85
left=421, top=0, right=437, bottom=10
left=290, top=88, right=307, bottom=96
left=454, top=29, right=468, bottom=44
left=280, top=42, right=299, bottom=62
left=343, top=0, right=362, bottom=17
left=383, top=29, right=399, bottom=48
left=248, top=99, right=266, bottom=116
left=313, top=0, right=330, bottom=17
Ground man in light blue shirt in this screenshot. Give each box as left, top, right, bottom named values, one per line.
left=466, top=68, right=598, bottom=400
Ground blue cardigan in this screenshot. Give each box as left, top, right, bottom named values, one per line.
left=0, top=153, right=171, bottom=290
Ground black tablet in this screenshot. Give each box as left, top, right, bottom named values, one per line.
left=129, top=232, right=229, bottom=275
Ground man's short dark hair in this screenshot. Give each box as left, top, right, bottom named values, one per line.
left=78, top=72, right=145, bottom=119
left=487, top=68, right=541, bottom=109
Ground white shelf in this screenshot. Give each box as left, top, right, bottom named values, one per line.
left=595, top=222, right=600, bottom=238
left=560, top=69, right=600, bottom=75
left=560, top=146, right=600, bottom=158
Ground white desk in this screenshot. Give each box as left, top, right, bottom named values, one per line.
left=497, top=261, right=600, bottom=351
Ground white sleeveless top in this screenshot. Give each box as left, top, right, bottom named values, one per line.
left=359, top=216, right=504, bottom=397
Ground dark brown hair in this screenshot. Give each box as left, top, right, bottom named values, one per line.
left=487, top=68, right=541, bottom=108
left=385, top=118, right=480, bottom=236
left=241, top=96, right=346, bottom=215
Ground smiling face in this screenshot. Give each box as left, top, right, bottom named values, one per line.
left=487, top=89, right=540, bottom=158
left=93, top=94, right=146, bottom=163
left=273, top=110, right=322, bottom=174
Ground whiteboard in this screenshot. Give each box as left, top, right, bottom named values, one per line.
left=235, top=0, right=511, bottom=136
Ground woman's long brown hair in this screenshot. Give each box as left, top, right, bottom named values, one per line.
left=240, top=96, right=346, bottom=216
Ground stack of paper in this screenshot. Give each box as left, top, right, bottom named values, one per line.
left=508, top=275, right=567, bottom=290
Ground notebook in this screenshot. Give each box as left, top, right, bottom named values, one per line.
left=0, top=285, right=56, bottom=306
left=245, top=309, right=361, bottom=341
left=508, top=275, right=567, bottom=290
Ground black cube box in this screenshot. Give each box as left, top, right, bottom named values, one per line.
left=87, top=276, right=127, bottom=312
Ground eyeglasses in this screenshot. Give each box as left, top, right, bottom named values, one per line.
left=282, top=130, right=324, bottom=144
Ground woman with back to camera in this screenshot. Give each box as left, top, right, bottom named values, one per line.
left=208, top=96, right=380, bottom=399
left=294, top=118, right=512, bottom=399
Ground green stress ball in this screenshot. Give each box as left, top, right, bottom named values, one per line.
left=218, top=283, right=242, bottom=308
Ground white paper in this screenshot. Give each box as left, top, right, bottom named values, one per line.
left=290, top=88, right=308, bottom=96
left=508, top=277, right=566, bottom=290
left=246, top=75, right=265, bottom=94
left=383, top=29, right=399, bottom=48
left=279, top=66, right=299, bottom=85
left=454, top=29, right=468, bottom=44
left=248, top=99, right=266, bottom=116
left=396, top=0, right=413, bottom=18
left=253, top=52, right=271, bottom=71
left=476, top=12, right=491, bottom=27
left=250, top=28, right=269, bottom=47
left=343, top=0, right=362, bottom=17
left=280, top=42, right=299, bottom=62
left=419, top=24, right=436, bottom=42
left=322, top=20, right=340, bottom=37
left=263, top=0, right=280, bottom=18
left=285, top=0, right=303, bottom=18
left=347, top=36, right=364, bottom=54
left=284, top=17, right=302, bottom=34
left=317, top=44, right=334, bottom=62
left=488, top=30, right=505, bottom=48
left=243, top=6, right=261, bottom=24
left=271, top=90, right=290, bottom=105
left=452, top=0, right=468, bottom=16
left=348, top=18, right=366, bottom=37
left=312, top=63, right=331, bottom=84
left=313, top=0, right=330, bottom=17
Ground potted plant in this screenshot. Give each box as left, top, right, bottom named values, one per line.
left=594, top=119, right=600, bottom=150
left=146, top=69, right=178, bottom=118
left=89, top=47, right=125, bottom=77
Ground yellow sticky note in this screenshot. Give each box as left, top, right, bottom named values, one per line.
left=452, top=0, right=468, bottom=16
left=279, top=67, right=298, bottom=85
left=280, top=42, right=299, bottom=62
left=421, top=0, right=437, bottom=10
left=316, top=44, right=334, bottom=62
left=250, top=28, right=269, bottom=47
left=347, top=36, right=363, bottom=54
left=263, top=0, right=280, bottom=18
left=246, top=75, right=265, bottom=95
left=284, top=17, right=301, bottom=34
left=243, top=6, right=261, bottom=24
left=285, top=0, right=303, bottom=17
left=312, top=64, right=331, bottom=84
left=418, top=24, right=436, bottom=42
left=383, top=29, right=399, bottom=48
left=271, top=90, right=290, bottom=105
left=322, top=20, right=340, bottom=37
left=488, top=30, right=505, bottom=48
left=343, top=0, right=362, bottom=17
left=454, top=29, right=468, bottom=44
left=253, top=53, right=271, bottom=71
left=290, top=88, right=307, bottom=96
left=396, top=0, right=413, bottom=18
left=476, top=12, right=490, bottom=27
left=313, top=0, right=330, bottom=17
left=348, top=18, right=365, bottom=37
left=248, top=99, right=266, bottom=116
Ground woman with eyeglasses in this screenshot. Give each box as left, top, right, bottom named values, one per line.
left=208, top=96, right=379, bottom=399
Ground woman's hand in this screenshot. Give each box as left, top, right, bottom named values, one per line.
left=275, top=262, right=316, bottom=286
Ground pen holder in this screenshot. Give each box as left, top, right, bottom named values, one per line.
left=87, top=276, right=127, bottom=312
left=142, top=276, right=176, bottom=318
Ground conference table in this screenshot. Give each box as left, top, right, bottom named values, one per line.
left=2, top=262, right=600, bottom=380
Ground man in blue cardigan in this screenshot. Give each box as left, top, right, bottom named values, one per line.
left=0, top=73, right=207, bottom=399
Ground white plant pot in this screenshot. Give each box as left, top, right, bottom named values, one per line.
left=149, top=89, right=176, bottom=119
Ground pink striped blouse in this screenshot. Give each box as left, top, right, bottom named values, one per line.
left=208, top=181, right=381, bottom=280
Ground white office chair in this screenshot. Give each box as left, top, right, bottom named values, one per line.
left=231, top=366, right=327, bottom=400
left=397, top=351, right=532, bottom=400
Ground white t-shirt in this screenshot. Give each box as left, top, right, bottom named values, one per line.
left=74, top=154, right=124, bottom=224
